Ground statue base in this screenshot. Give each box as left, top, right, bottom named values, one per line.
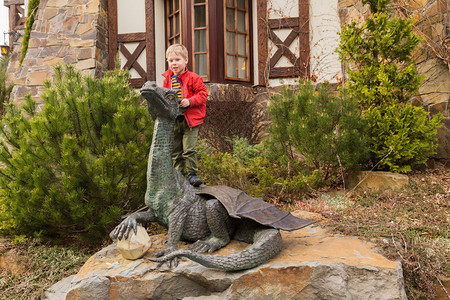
left=44, top=215, right=407, bottom=300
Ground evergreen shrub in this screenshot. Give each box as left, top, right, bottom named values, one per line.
left=338, top=0, right=443, bottom=172
left=199, top=137, right=332, bottom=202
left=0, top=65, right=153, bottom=243
left=337, top=0, right=423, bottom=110
left=267, top=81, right=370, bottom=177
left=364, top=104, right=442, bottom=173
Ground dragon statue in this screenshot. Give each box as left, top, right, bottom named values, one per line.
left=110, top=82, right=314, bottom=271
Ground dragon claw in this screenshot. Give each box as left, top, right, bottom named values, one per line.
left=189, top=238, right=226, bottom=253
left=110, top=216, right=137, bottom=241
left=153, top=246, right=175, bottom=258
left=150, top=255, right=179, bottom=268
left=150, top=246, right=179, bottom=268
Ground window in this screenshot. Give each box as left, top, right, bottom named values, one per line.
left=192, top=0, right=208, bottom=77
left=165, top=0, right=252, bottom=84
left=225, top=0, right=249, bottom=80
left=166, top=0, right=181, bottom=45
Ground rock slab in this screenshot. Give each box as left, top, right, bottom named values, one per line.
left=345, top=171, right=409, bottom=193
left=44, top=222, right=406, bottom=300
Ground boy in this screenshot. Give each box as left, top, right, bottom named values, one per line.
left=163, top=44, right=208, bottom=187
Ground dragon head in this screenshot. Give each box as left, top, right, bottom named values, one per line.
left=140, top=81, right=186, bottom=121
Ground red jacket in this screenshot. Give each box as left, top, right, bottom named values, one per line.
left=163, top=68, right=208, bottom=128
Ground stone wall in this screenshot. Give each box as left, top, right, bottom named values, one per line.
left=404, top=0, right=449, bottom=159
left=6, top=0, right=108, bottom=107
left=338, top=0, right=449, bottom=159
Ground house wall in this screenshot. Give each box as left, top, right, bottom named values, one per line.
left=265, top=0, right=342, bottom=86
left=8, top=0, right=345, bottom=92
left=7, top=0, right=109, bottom=107
left=151, top=0, right=270, bottom=88
left=116, top=0, right=147, bottom=79
left=310, top=0, right=342, bottom=84
left=154, top=0, right=166, bottom=87
left=252, top=0, right=259, bottom=86
left=5, top=0, right=448, bottom=158
left=267, top=0, right=301, bottom=86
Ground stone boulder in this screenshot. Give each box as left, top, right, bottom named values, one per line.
left=44, top=220, right=406, bottom=300
left=345, top=171, right=409, bottom=193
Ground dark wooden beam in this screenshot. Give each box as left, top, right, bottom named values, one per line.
left=268, top=18, right=299, bottom=29
left=269, top=28, right=300, bottom=69
left=129, top=78, right=146, bottom=88
left=270, top=67, right=300, bottom=78
left=117, top=32, right=146, bottom=43
left=8, top=4, right=18, bottom=48
left=4, top=0, right=24, bottom=6
left=15, top=5, right=24, bottom=15
left=298, top=0, right=310, bottom=78
left=108, top=0, right=118, bottom=70
left=122, top=41, right=146, bottom=73
left=257, top=0, right=268, bottom=86
left=145, top=0, right=155, bottom=81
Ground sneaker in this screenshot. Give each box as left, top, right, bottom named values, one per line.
left=188, top=174, right=203, bottom=187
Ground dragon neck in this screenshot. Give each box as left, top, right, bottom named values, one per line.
left=147, top=117, right=177, bottom=190
left=145, top=116, right=188, bottom=225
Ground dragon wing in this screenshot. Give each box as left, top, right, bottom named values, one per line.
left=196, top=185, right=314, bottom=231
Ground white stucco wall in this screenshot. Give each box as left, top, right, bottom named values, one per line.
left=115, top=0, right=165, bottom=84
left=155, top=0, right=166, bottom=87
left=266, top=0, right=342, bottom=86
left=24, top=0, right=29, bottom=16
left=117, top=0, right=146, bottom=34
left=309, top=0, right=342, bottom=84
left=117, top=0, right=147, bottom=79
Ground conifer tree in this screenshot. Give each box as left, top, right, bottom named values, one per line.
left=337, top=0, right=442, bottom=172
left=268, top=81, right=370, bottom=175
left=0, top=65, right=153, bottom=243
left=338, top=0, right=423, bottom=109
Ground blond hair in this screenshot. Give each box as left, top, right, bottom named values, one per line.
left=166, top=44, right=189, bottom=59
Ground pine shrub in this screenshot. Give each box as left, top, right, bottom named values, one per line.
left=199, top=137, right=337, bottom=203
left=364, top=104, right=442, bottom=173
left=267, top=81, right=370, bottom=176
left=0, top=65, right=153, bottom=243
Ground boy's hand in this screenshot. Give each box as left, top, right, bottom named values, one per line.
left=180, top=98, right=190, bottom=108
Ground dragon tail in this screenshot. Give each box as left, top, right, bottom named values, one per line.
left=151, top=229, right=282, bottom=271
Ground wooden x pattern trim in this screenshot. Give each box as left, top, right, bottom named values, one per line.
left=119, top=41, right=147, bottom=79
left=14, top=5, right=26, bottom=27
left=267, top=17, right=301, bottom=77
left=269, top=29, right=300, bottom=69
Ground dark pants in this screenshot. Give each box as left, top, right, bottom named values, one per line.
left=172, top=117, right=200, bottom=176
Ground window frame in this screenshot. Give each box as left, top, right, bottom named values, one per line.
left=223, top=0, right=250, bottom=82
left=191, top=0, right=210, bottom=82
left=164, top=0, right=253, bottom=85
left=166, top=0, right=182, bottom=45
